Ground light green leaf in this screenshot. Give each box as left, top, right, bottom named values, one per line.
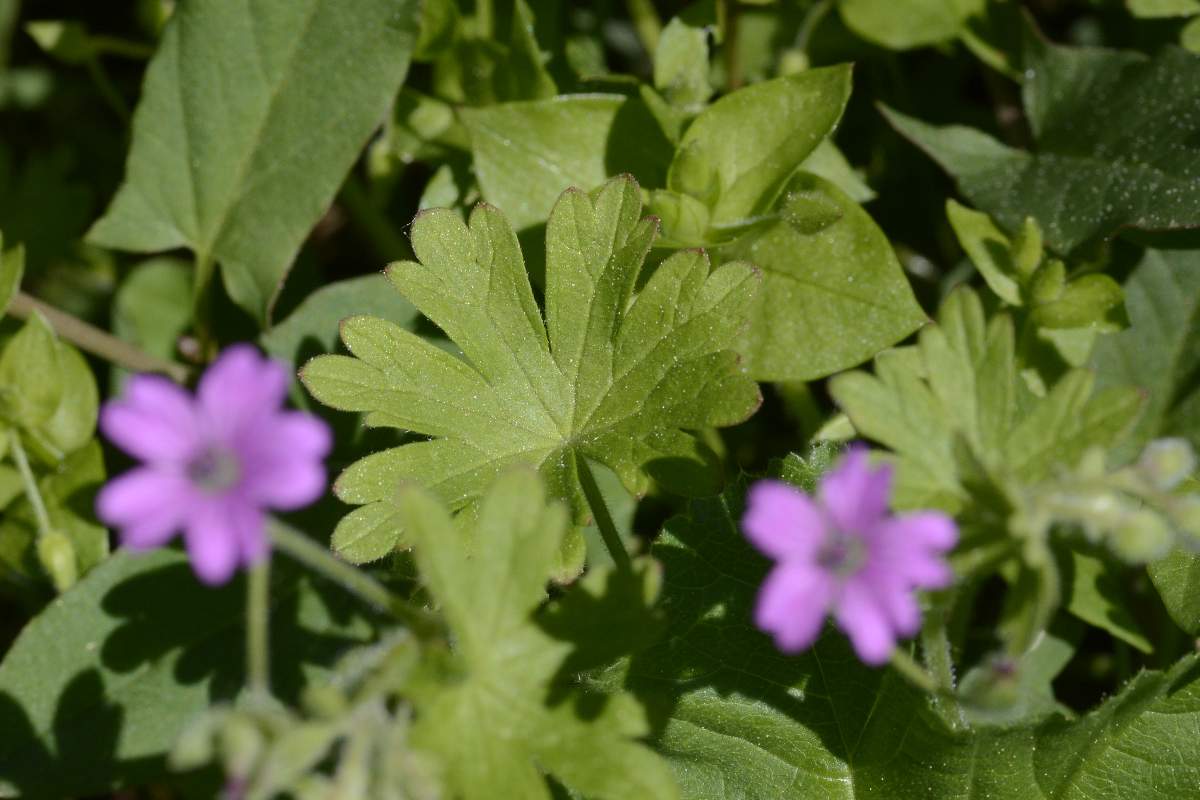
left=629, top=482, right=1200, bottom=799
left=885, top=40, right=1200, bottom=252
left=668, top=65, right=852, bottom=230
left=462, top=94, right=674, bottom=231
left=654, top=17, right=712, bottom=109
left=303, top=177, right=760, bottom=562
left=725, top=171, right=926, bottom=381
left=831, top=288, right=1141, bottom=510
left=401, top=471, right=678, bottom=800
left=1092, top=248, right=1200, bottom=456
left=34, top=343, right=98, bottom=459
left=946, top=199, right=1023, bottom=305
left=0, top=312, right=61, bottom=429
left=1128, top=0, right=1200, bottom=17
left=800, top=139, right=875, bottom=203
left=839, top=0, right=984, bottom=50
left=87, top=0, right=420, bottom=322
left=0, top=547, right=373, bottom=797
left=1062, top=548, right=1153, bottom=653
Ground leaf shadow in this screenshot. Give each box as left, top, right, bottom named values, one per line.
left=623, top=489, right=906, bottom=768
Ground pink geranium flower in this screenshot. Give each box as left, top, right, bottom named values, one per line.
left=742, top=447, right=957, bottom=665
left=96, top=345, right=331, bottom=584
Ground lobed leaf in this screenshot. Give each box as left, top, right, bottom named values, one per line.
left=303, top=176, right=761, bottom=564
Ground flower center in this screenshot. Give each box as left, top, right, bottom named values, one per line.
left=186, top=447, right=241, bottom=493
left=817, top=530, right=866, bottom=577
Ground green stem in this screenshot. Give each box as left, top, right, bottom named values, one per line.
left=269, top=521, right=441, bottom=638
left=575, top=453, right=633, bottom=573
left=89, top=35, right=156, bottom=60
left=339, top=176, right=413, bottom=263
left=84, top=55, right=129, bottom=124
left=889, top=647, right=939, bottom=694
left=921, top=598, right=966, bottom=729
left=246, top=561, right=271, bottom=695
left=722, top=0, right=742, bottom=90
left=795, top=0, right=832, bottom=54
left=10, top=431, right=52, bottom=540
left=625, top=0, right=662, bottom=58
left=8, top=293, right=191, bottom=383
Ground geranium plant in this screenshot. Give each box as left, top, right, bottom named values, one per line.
left=0, top=1, right=1198, bottom=798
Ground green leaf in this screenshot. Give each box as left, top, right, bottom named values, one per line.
left=1149, top=551, right=1200, bottom=634
left=668, top=65, right=852, bottom=230
left=34, top=343, right=98, bottom=459
left=800, top=140, right=876, bottom=204
left=628, top=483, right=1200, bottom=799
left=654, top=17, right=712, bottom=110
left=724, top=171, right=926, bottom=381
left=1128, top=0, right=1200, bottom=17
left=0, top=237, right=21, bottom=316
left=400, top=471, right=678, bottom=800
left=830, top=288, right=1141, bottom=510
left=0, top=547, right=374, bottom=797
left=111, top=257, right=192, bottom=379
left=1062, top=548, right=1153, bottom=653
left=946, top=199, right=1024, bottom=305
left=86, top=0, right=421, bottom=322
left=839, top=0, right=984, bottom=50
left=432, top=0, right=555, bottom=105
left=261, top=274, right=421, bottom=372
left=462, top=94, right=675, bottom=232
left=884, top=41, right=1200, bottom=253
left=303, top=177, right=760, bottom=562
left=0, top=312, right=61, bottom=429
left=1092, top=248, right=1200, bottom=456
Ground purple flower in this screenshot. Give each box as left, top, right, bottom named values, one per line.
left=96, top=345, right=331, bottom=584
left=742, top=447, right=957, bottom=665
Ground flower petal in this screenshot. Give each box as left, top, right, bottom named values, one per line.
left=819, top=446, right=892, bottom=534
left=743, top=480, right=826, bottom=562
left=96, top=468, right=193, bottom=549
left=184, top=500, right=241, bottom=585
left=834, top=579, right=896, bottom=665
left=229, top=500, right=269, bottom=565
left=238, top=413, right=331, bottom=509
left=754, top=563, right=833, bottom=653
left=875, top=513, right=958, bottom=589
left=198, top=345, right=289, bottom=438
left=868, top=573, right=922, bottom=636
left=100, top=376, right=200, bottom=463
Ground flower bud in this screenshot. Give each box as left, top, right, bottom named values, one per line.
left=36, top=531, right=77, bottom=593
left=1111, top=509, right=1174, bottom=563
left=220, top=714, right=264, bottom=781
left=1138, top=438, right=1197, bottom=491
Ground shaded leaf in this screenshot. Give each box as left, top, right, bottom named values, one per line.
left=884, top=40, right=1200, bottom=252
left=401, top=471, right=678, bottom=800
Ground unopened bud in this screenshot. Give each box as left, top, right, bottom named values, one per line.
left=37, top=531, right=77, bottom=593
left=1138, top=438, right=1197, bottom=491
left=1111, top=510, right=1173, bottom=563
left=220, top=714, right=264, bottom=781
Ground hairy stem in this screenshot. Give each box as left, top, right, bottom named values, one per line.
left=8, top=293, right=191, bottom=383
left=722, top=0, right=742, bottom=90
left=246, top=560, right=271, bottom=695
left=269, top=521, right=442, bottom=639
left=10, top=431, right=52, bottom=540
left=575, top=453, right=633, bottom=573
left=921, top=597, right=966, bottom=729
left=889, top=647, right=940, bottom=695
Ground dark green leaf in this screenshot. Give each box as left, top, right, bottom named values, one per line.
left=884, top=41, right=1200, bottom=252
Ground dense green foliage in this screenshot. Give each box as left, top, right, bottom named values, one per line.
left=1, top=1, right=1199, bottom=798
